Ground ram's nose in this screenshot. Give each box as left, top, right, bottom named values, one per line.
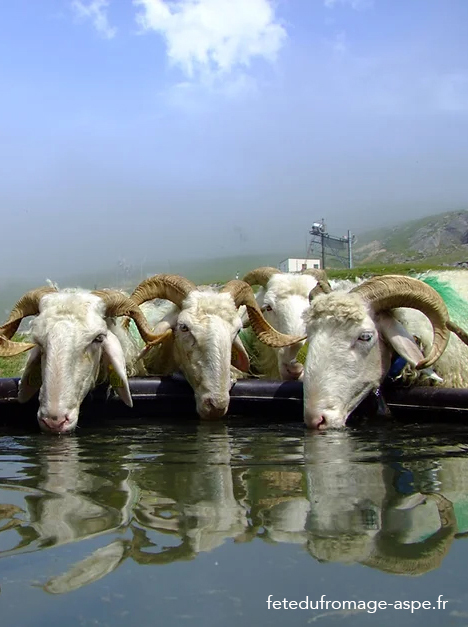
left=38, top=412, right=77, bottom=434
left=198, top=396, right=229, bottom=420
left=40, top=414, right=69, bottom=433
left=303, top=408, right=346, bottom=430
left=303, top=411, right=328, bottom=430
left=281, top=359, right=304, bottom=381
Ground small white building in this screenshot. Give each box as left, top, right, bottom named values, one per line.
left=279, top=258, right=321, bottom=273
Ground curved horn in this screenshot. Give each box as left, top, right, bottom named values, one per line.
left=242, top=267, right=280, bottom=288
left=0, top=286, right=57, bottom=356
left=309, top=279, right=333, bottom=302
left=351, top=275, right=450, bottom=369
left=447, top=320, right=468, bottom=347
left=221, top=280, right=305, bottom=348
left=362, top=494, right=456, bottom=576
left=92, top=289, right=171, bottom=345
left=302, top=268, right=329, bottom=282
left=129, top=274, right=196, bottom=309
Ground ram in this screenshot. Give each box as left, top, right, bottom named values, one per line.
left=129, top=274, right=303, bottom=420
left=303, top=431, right=457, bottom=573
left=0, top=286, right=163, bottom=434
left=302, top=272, right=468, bottom=429
left=240, top=267, right=332, bottom=380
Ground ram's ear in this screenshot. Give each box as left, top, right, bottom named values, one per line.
left=378, top=312, right=426, bottom=367
left=18, top=346, right=42, bottom=403
left=231, top=334, right=250, bottom=372
left=102, top=332, right=132, bottom=407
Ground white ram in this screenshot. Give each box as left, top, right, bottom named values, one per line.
left=240, top=267, right=332, bottom=380
left=0, top=286, right=163, bottom=434
left=304, top=431, right=457, bottom=573
left=128, top=274, right=303, bottom=420
left=302, top=272, right=468, bottom=429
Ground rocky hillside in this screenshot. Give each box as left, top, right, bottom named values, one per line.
left=354, top=211, right=468, bottom=266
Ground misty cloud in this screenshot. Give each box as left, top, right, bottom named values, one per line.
left=71, top=0, right=116, bottom=39
left=133, top=0, right=286, bottom=79
left=0, top=1, right=468, bottom=284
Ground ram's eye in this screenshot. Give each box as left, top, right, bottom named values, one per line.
left=358, top=331, right=373, bottom=342
left=93, top=334, right=106, bottom=344
left=262, top=304, right=273, bottom=313
left=178, top=324, right=189, bottom=333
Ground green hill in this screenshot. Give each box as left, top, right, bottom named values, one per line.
left=58, top=252, right=300, bottom=290
left=354, top=210, right=468, bottom=266
left=0, top=252, right=298, bottom=315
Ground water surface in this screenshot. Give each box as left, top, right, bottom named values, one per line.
left=1, top=420, right=468, bottom=626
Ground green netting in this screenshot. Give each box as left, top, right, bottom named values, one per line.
left=239, top=327, right=259, bottom=357
left=420, top=276, right=468, bottom=329
left=127, top=319, right=143, bottom=344
left=415, top=500, right=468, bottom=542
left=454, top=501, right=468, bottom=534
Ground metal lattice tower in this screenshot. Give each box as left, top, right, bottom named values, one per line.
left=307, top=220, right=354, bottom=269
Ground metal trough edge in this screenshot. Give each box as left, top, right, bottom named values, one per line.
left=1, top=377, right=468, bottom=427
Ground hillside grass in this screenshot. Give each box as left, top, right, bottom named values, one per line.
left=0, top=334, right=29, bottom=378
left=355, top=210, right=468, bottom=248
left=353, top=209, right=468, bottom=265
left=327, top=262, right=453, bottom=280
left=56, top=252, right=304, bottom=290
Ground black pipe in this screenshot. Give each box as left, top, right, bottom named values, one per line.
left=1, top=376, right=468, bottom=427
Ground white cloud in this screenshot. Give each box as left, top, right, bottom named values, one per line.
left=324, top=0, right=373, bottom=9
left=133, top=0, right=286, bottom=78
left=71, top=0, right=116, bottom=39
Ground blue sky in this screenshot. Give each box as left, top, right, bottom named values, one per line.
left=1, top=0, right=468, bottom=280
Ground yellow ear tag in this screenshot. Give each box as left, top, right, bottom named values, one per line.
left=108, top=364, right=124, bottom=388
left=231, top=346, right=239, bottom=364
left=295, top=342, right=309, bottom=365
left=27, top=363, right=42, bottom=388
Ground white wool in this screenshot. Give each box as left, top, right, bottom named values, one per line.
left=140, top=287, right=246, bottom=419
left=303, top=272, right=468, bottom=389
left=244, top=272, right=320, bottom=380
left=14, top=288, right=148, bottom=432
left=264, top=273, right=318, bottom=301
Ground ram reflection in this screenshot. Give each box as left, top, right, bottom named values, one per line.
left=302, top=432, right=460, bottom=575
left=0, top=425, right=467, bottom=596
left=132, top=424, right=248, bottom=554
left=0, top=437, right=136, bottom=555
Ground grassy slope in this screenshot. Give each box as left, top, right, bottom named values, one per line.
left=354, top=210, right=468, bottom=264
left=0, top=253, right=298, bottom=314
left=327, top=262, right=452, bottom=280
left=0, top=353, right=25, bottom=378
left=52, top=252, right=302, bottom=290
left=0, top=335, right=28, bottom=378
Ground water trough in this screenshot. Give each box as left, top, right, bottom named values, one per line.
left=1, top=376, right=468, bottom=429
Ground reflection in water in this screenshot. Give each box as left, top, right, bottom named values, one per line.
left=0, top=424, right=467, bottom=594
left=303, top=433, right=458, bottom=575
